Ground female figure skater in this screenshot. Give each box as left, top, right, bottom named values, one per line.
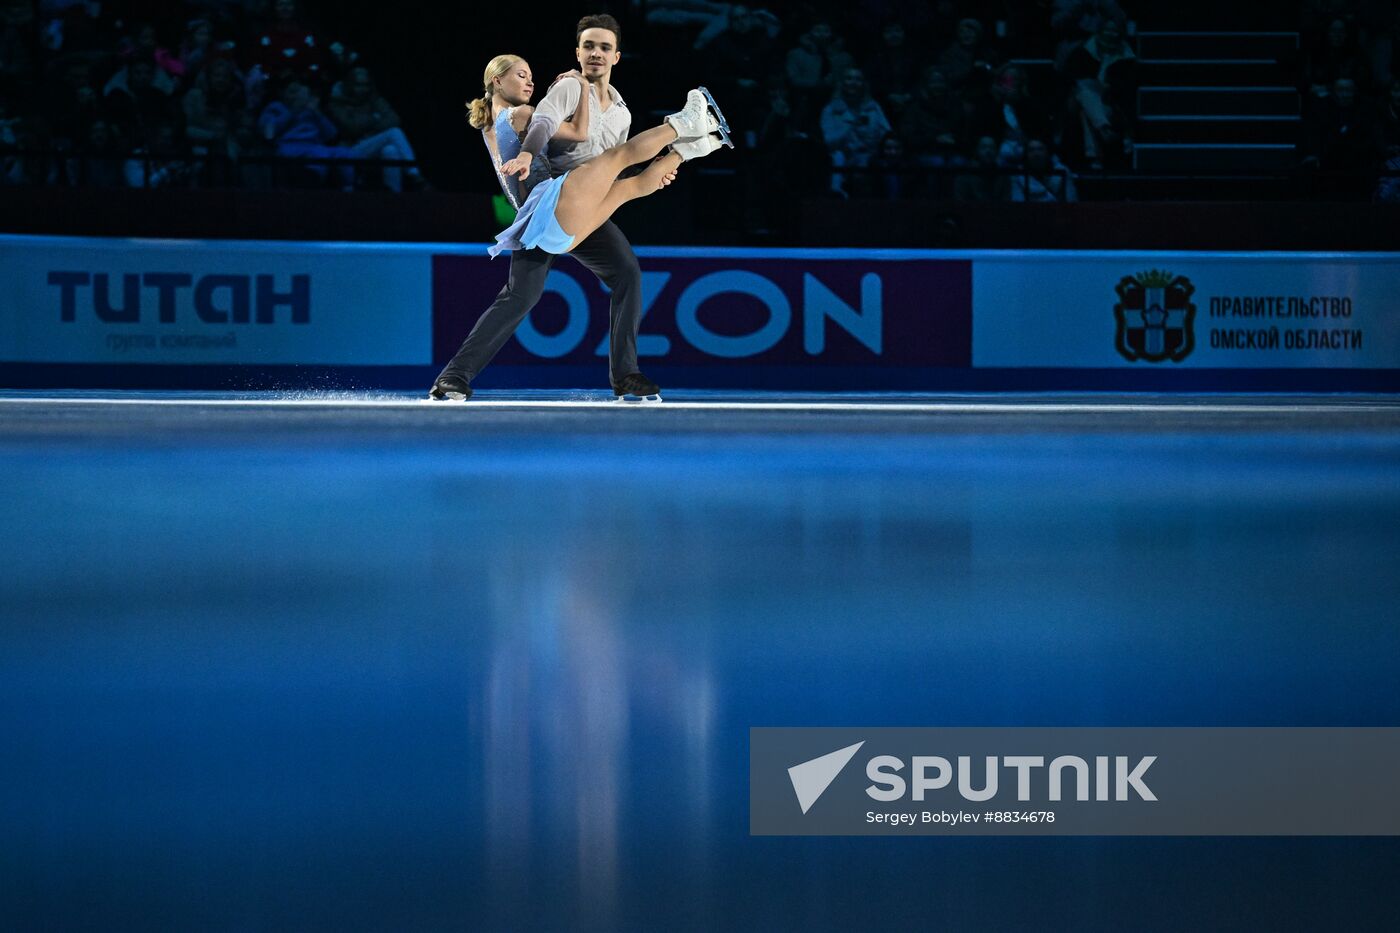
left=485, top=61, right=732, bottom=258
left=469, top=54, right=585, bottom=212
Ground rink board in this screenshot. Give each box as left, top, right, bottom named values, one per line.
left=3, top=235, right=1398, bottom=390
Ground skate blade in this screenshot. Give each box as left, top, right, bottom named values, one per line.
left=429, top=390, right=470, bottom=401
left=613, top=393, right=662, bottom=403
left=697, top=86, right=731, bottom=135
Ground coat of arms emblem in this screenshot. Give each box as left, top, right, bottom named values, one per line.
left=1114, top=270, right=1195, bottom=363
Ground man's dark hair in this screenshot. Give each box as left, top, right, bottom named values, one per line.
left=576, top=13, right=621, bottom=47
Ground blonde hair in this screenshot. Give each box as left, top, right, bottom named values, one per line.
left=467, top=54, right=524, bottom=129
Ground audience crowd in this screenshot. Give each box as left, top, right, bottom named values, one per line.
left=648, top=0, right=1116, bottom=221
left=0, top=0, right=423, bottom=189
left=2, top=1, right=1399, bottom=205
left=645, top=0, right=1400, bottom=218
left=1298, top=1, right=1400, bottom=198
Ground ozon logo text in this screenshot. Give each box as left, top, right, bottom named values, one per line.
left=518, top=269, right=882, bottom=359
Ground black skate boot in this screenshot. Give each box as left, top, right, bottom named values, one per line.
left=428, top=373, right=473, bottom=401
left=612, top=372, right=662, bottom=402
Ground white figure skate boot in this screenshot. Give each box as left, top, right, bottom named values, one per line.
left=666, top=87, right=733, bottom=148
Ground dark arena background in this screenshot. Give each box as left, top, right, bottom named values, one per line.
left=3, top=1, right=1400, bottom=930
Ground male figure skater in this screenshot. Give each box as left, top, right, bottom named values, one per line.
left=431, top=13, right=663, bottom=402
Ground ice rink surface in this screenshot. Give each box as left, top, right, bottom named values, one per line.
left=3, top=390, right=1399, bottom=930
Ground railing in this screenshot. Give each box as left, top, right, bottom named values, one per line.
left=0, top=150, right=422, bottom=191
left=758, top=162, right=1400, bottom=202
left=4, top=148, right=1397, bottom=201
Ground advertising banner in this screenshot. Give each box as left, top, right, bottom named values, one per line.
left=0, top=235, right=430, bottom=366
left=431, top=251, right=971, bottom=370
left=4, top=236, right=1398, bottom=388
left=972, top=252, right=1400, bottom=370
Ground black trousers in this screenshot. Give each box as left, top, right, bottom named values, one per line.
left=438, top=220, right=642, bottom=385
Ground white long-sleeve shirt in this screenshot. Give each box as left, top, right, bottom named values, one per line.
left=527, top=77, right=631, bottom=176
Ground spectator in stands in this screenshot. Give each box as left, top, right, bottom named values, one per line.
left=259, top=78, right=345, bottom=186
left=249, top=0, right=325, bottom=85
left=645, top=1, right=739, bottom=49
left=786, top=20, right=854, bottom=121
left=866, top=23, right=919, bottom=116
left=701, top=5, right=781, bottom=133
left=865, top=132, right=917, bottom=199
left=107, top=25, right=179, bottom=97
left=62, top=118, right=126, bottom=188
left=46, top=56, right=103, bottom=144
left=329, top=67, right=399, bottom=142
left=1302, top=1, right=1364, bottom=39
left=37, top=0, right=103, bottom=55
left=183, top=56, right=254, bottom=158
left=104, top=55, right=182, bottom=144
left=5, top=117, right=51, bottom=186
left=1305, top=74, right=1383, bottom=198
left=1349, top=2, right=1394, bottom=88
left=899, top=66, right=969, bottom=168
left=117, top=22, right=187, bottom=88
left=1052, top=0, right=1127, bottom=67
left=259, top=77, right=423, bottom=191
left=939, top=18, right=999, bottom=91
left=1377, top=158, right=1400, bottom=201
left=1375, top=78, right=1400, bottom=201
left=1377, top=77, right=1400, bottom=158
left=175, top=18, right=216, bottom=79
left=124, top=121, right=195, bottom=188
left=842, top=1, right=941, bottom=49
left=1, top=0, right=35, bottom=83
left=820, top=66, right=892, bottom=196
left=154, top=25, right=191, bottom=84
left=953, top=134, right=1012, bottom=201
left=757, top=81, right=803, bottom=147
left=1009, top=137, right=1078, bottom=202
left=693, top=4, right=780, bottom=52
left=1064, top=16, right=1137, bottom=169
left=1306, top=17, right=1372, bottom=99
left=975, top=63, right=1051, bottom=165
left=1305, top=77, right=1377, bottom=177
left=0, top=96, right=24, bottom=185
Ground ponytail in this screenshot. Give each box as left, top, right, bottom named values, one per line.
left=467, top=95, right=493, bottom=129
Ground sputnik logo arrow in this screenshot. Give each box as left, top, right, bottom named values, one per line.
left=787, top=741, right=865, bottom=814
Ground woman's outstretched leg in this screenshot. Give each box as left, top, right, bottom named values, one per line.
left=553, top=122, right=681, bottom=235
left=554, top=90, right=722, bottom=238
left=560, top=152, right=683, bottom=244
